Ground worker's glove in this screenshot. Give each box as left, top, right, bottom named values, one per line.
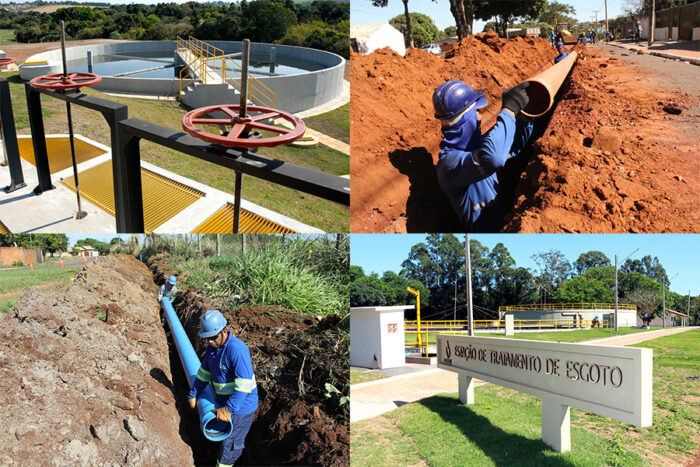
left=212, top=406, right=232, bottom=423
left=501, top=82, right=530, bottom=116
left=188, top=398, right=197, bottom=410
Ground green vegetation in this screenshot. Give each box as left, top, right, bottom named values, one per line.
left=390, top=12, right=445, bottom=49
left=0, top=233, right=69, bottom=254
left=0, top=29, right=15, bottom=45
left=352, top=389, right=643, bottom=466
left=351, top=370, right=389, bottom=385
left=147, top=234, right=348, bottom=317
left=0, top=71, right=349, bottom=232
left=0, top=1, right=348, bottom=58
left=356, top=329, right=700, bottom=465
left=0, top=265, right=81, bottom=294
left=0, top=297, right=21, bottom=314
left=350, top=234, right=699, bottom=325
left=304, top=103, right=349, bottom=144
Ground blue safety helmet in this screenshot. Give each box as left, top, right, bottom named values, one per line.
left=199, top=310, right=227, bottom=338
left=168, top=275, right=177, bottom=285
left=433, top=80, right=488, bottom=120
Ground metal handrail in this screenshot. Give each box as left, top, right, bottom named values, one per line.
left=498, top=303, right=637, bottom=312
left=405, top=318, right=612, bottom=331
left=176, top=37, right=276, bottom=107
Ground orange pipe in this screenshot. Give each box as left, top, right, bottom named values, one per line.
left=521, top=51, right=578, bottom=118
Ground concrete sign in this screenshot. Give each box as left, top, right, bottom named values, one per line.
left=437, top=335, right=652, bottom=452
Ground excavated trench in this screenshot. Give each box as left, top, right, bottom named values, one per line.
left=150, top=256, right=350, bottom=466
left=351, top=31, right=697, bottom=233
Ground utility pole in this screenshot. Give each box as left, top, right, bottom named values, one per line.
left=648, top=0, right=656, bottom=46
left=687, top=289, right=691, bottom=327
left=593, top=9, right=600, bottom=26
left=663, top=273, right=679, bottom=328
left=615, top=247, right=639, bottom=332
left=453, top=276, right=457, bottom=327
left=605, top=0, right=609, bottom=41
left=465, top=234, right=474, bottom=337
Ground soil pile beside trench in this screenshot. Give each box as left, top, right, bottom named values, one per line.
left=0, top=255, right=193, bottom=466
left=151, top=259, right=350, bottom=466
left=351, top=31, right=557, bottom=232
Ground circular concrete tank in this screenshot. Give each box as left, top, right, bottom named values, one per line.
left=20, top=40, right=345, bottom=113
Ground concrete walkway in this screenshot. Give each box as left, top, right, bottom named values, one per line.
left=350, top=327, right=698, bottom=423
left=606, top=39, right=700, bottom=65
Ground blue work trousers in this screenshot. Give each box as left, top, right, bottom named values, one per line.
left=217, top=412, right=256, bottom=467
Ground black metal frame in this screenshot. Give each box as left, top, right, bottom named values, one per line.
left=117, top=119, right=350, bottom=232
left=1, top=78, right=26, bottom=193
left=25, top=84, right=350, bottom=233
left=25, top=83, right=128, bottom=200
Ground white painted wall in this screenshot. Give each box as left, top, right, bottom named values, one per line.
left=350, top=306, right=412, bottom=369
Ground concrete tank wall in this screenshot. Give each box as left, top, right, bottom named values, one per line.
left=20, top=40, right=345, bottom=113
left=505, top=308, right=638, bottom=327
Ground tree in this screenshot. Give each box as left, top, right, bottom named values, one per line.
left=573, top=250, right=611, bottom=275
left=626, top=287, right=659, bottom=320
left=474, top=0, right=547, bottom=37
left=448, top=0, right=475, bottom=39
left=531, top=249, right=571, bottom=302
left=553, top=266, right=615, bottom=303
left=444, top=25, right=457, bottom=36
left=528, top=1, right=576, bottom=27
left=350, top=273, right=386, bottom=306
left=622, top=255, right=668, bottom=285
left=390, top=12, right=442, bottom=48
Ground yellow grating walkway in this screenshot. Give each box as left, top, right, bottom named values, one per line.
left=193, top=203, right=295, bottom=234
left=0, top=220, right=9, bottom=234
left=61, top=161, right=204, bottom=233
left=18, top=137, right=107, bottom=174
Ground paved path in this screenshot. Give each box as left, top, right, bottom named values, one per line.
left=606, top=39, right=700, bottom=65
left=350, top=327, right=698, bottom=423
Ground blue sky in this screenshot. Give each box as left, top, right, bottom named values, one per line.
left=351, top=0, right=626, bottom=31
left=351, top=234, right=700, bottom=296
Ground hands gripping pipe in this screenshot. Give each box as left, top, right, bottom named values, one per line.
left=160, top=297, right=233, bottom=441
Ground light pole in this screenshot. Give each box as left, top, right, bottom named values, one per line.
left=615, top=248, right=639, bottom=332
left=465, top=234, right=474, bottom=337
left=662, top=272, right=679, bottom=328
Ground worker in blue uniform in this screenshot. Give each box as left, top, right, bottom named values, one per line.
left=188, top=310, right=258, bottom=467
left=549, top=28, right=556, bottom=46
left=432, top=80, right=534, bottom=232
left=555, top=42, right=570, bottom=63
left=158, top=275, right=178, bottom=300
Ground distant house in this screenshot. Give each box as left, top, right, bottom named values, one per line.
left=73, top=246, right=99, bottom=257
left=351, top=23, right=406, bottom=56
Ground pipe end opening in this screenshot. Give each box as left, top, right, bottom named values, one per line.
left=521, top=80, right=551, bottom=118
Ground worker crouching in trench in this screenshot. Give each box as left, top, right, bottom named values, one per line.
left=432, top=80, right=533, bottom=232
left=188, top=310, right=258, bottom=467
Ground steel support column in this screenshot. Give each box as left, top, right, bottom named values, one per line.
left=0, top=78, right=26, bottom=193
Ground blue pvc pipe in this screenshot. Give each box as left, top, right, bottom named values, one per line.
left=160, top=297, right=233, bottom=441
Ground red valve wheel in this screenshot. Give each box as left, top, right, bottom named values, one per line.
left=0, top=58, right=16, bottom=67
left=29, top=72, right=102, bottom=90
left=182, top=105, right=306, bottom=148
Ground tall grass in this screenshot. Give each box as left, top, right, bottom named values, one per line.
left=167, top=236, right=348, bottom=317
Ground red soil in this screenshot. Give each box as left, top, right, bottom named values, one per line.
left=351, top=32, right=699, bottom=232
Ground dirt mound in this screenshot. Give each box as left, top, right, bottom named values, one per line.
left=351, top=33, right=557, bottom=232
left=150, top=257, right=350, bottom=466
left=0, top=255, right=193, bottom=466
left=504, top=47, right=699, bottom=232
left=351, top=36, right=699, bottom=232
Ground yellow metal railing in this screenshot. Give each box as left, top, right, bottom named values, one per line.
left=176, top=36, right=276, bottom=107
left=498, top=303, right=637, bottom=312
left=405, top=317, right=612, bottom=354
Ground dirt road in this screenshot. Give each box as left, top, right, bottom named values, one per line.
left=350, top=327, right=697, bottom=423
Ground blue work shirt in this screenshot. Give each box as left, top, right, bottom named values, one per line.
left=188, top=331, right=258, bottom=415
left=436, top=109, right=533, bottom=232
left=555, top=52, right=570, bottom=63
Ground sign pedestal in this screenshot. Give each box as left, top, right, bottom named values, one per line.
left=458, top=372, right=475, bottom=404
left=542, top=398, right=571, bottom=452
left=505, top=314, right=514, bottom=336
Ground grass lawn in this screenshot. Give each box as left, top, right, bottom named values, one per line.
left=406, top=327, right=658, bottom=345
left=0, top=29, right=15, bottom=45
left=0, top=71, right=348, bottom=232
left=354, top=329, right=700, bottom=466
left=304, top=103, right=349, bottom=143
left=0, top=297, right=21, bottom=314
left=0, top=266, right=81, bottom=294
left=351, top=369, right=389, bottom=385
